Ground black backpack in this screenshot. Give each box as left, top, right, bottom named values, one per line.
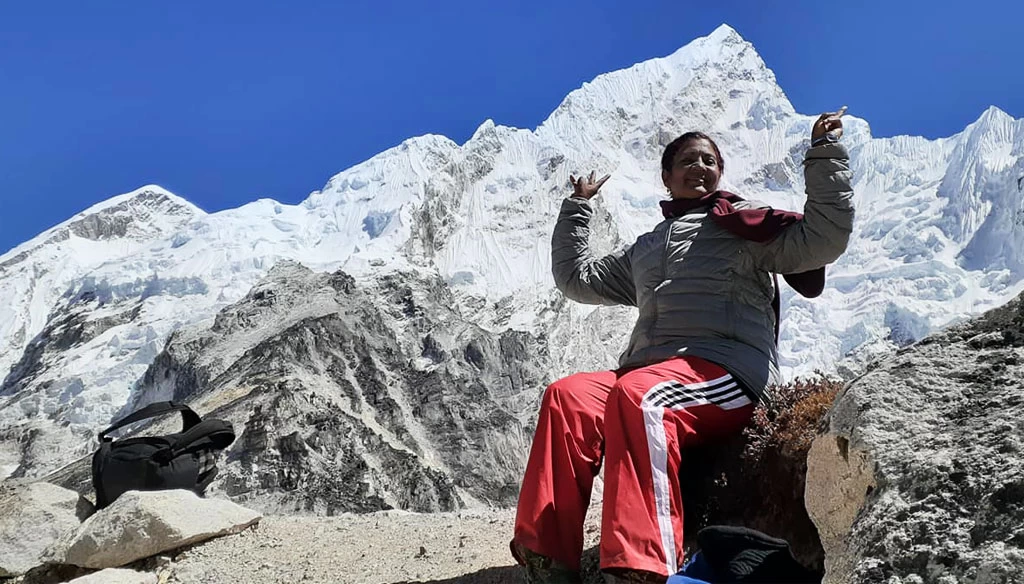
left=91, top=401, right=236, bottom=509
left=673, top=525, right=821, bottom=583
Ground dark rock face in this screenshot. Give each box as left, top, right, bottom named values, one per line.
left=67, top=191, right=195, bottom=241
left=807, top=292, right=1024, bottom=583
left=117, top=261, right=551, bottom=514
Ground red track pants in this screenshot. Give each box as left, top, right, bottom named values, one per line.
left=512, top=356, right=755, bottom=577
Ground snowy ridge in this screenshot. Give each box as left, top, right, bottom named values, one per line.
left=0, top=187, right=203, bottom=379
left=0, top=185, right=205, bottom=262
left=1, top=24, right=1023, bottom=478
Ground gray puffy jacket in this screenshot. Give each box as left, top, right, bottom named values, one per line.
left=551, top=143, right=854, bottom=404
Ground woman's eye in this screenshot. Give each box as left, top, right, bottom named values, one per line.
left=676, top=156, right=715, bottom=168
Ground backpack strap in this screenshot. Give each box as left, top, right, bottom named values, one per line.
left=98, top=401, right=202, bottom=442
left=154, top=419, right=236, bottom=462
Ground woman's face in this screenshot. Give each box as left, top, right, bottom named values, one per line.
left=662, top=138, right=722, bottom=200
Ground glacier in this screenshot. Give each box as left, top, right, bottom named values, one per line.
left=1, top=24, right=1023, bottom=479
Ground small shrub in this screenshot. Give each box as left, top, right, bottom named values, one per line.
left=680, top=373, right=843, bottom=572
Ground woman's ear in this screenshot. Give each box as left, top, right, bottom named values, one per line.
left=661, top=170, right=671, bottom=193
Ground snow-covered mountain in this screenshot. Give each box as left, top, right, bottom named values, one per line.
left=2, top=24, right=1023, bottom=482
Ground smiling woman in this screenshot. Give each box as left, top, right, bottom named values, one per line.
left=511, top=112, right=854, bottom=583
left=660, top=131, right=724, bottom=199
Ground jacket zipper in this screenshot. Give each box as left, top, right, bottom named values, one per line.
left=648, top=221, right=674, bottom=343
left=661, top=221, right=672, bottom=282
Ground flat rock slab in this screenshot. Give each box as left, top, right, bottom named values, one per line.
left=52, top=489, right=261, bottom=569
left=67, top=568, right=158, bottom=584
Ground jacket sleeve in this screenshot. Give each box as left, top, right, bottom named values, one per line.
left=747, top=143, right=855, bottom=274
left=551, top=197, right=637, bottom=307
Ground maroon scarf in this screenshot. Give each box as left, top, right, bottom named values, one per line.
left=659, top=191, right=826, bottom=343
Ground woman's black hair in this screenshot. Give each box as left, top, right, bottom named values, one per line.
left=660, top=132, right=724, bottom=174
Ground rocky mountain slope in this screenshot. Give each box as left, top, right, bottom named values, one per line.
left=124, top=261, right=557, bottom=513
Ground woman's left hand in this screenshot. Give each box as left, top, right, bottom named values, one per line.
left=812, top=107, right=846, bottom=141
left=570, top=171, right=610, bottom=200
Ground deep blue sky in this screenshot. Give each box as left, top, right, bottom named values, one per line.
left=2, top=1, right=1021, bottom=254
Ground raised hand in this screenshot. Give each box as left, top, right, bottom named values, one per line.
left=570, top=171, right=611, bottom=200
left=812, top=106, right=846, bottom=142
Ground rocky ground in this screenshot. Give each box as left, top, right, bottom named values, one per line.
left=143, top=504, right=604, bottom=584
left=159, top=478, right=607, bottom=584
left=7, top=482, right=608, bottom=584
left=164, top=510, right=529, bottom=584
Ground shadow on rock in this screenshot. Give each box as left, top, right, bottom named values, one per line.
left=391, top=546, right=605, bottom=584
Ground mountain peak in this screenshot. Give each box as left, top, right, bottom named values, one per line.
left=302, top=133, right=458, bottom=211
left=74, top=185, right=205, bottom=219
left=669, top=23, right=773, bottom=88
left=973, top=105, right=1014, bottom=128
left=0, top=186, right=203, bottom=262
left=956, top=105, right=1018, bottom=153
left=470, top=119, right=497, bottom=141
left=58, top=186, right=205, bottom=243
left=707, top=23, right=744, bottom=44
left=536, top=23, right=788, bottom=158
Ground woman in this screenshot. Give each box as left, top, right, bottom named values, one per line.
left=511, top=111, right=853, bottom=584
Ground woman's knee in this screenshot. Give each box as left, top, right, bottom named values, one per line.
left=540, top=372, right=609, bottom=415
left=609, top=377, right=648, bottom=409
left=542, top=374, right=582, bottom=407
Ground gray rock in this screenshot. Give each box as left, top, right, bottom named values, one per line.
left=0, top=481, right=86, bottom=576
left=66, top=568, right=158, bottom=584
left=52, top=490, right=261, bottom=569
left=807, top=293, right=1024, bottom=583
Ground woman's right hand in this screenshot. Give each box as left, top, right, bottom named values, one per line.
left=570, top=171, right=610, bottom=200
left=812, top=106, right=846, bottom=142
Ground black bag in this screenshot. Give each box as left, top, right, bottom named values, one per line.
left=91, top=401, right=236, bottom=509
left=688, top=525, right=821, bottom=583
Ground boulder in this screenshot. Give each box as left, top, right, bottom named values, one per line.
left=51, top=489, right=261, bottom=569
left=67, top=567, right=158, bottom=584
left=0, top=481, right=87, bottom=576
left=806, top=295, right=1024, bottom=583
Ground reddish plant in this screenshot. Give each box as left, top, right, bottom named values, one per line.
left=679, top=374, right=843, bottom=572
